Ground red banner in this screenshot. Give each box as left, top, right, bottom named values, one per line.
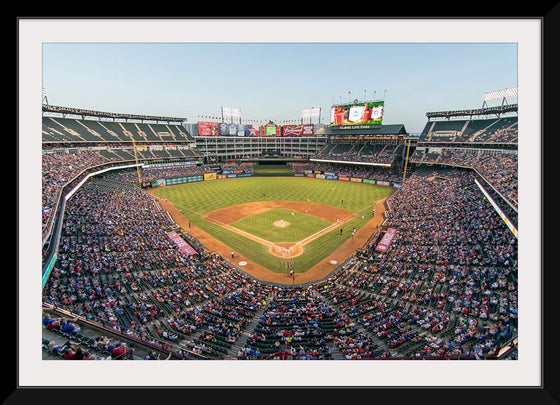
left=167, top=231, right=197, bottom=256
left=198, top=121, right=219, bottom=136
left=375, top=228, right=397, bottom=252
left=282, top=124, right=314, bottom=137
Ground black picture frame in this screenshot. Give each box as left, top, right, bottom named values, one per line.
left=13, top=9, right=556, bottom=404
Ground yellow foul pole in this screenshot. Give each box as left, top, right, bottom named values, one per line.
left=131, top=136, right=143, bottom=187
left=401, top=138, right=411, bottom=185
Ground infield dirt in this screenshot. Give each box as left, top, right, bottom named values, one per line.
left=150, top=191, right=388, bottom=285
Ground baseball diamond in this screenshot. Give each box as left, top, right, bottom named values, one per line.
left=150, top=176, right=393, bottom=283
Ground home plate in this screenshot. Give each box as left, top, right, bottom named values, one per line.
left=238, top=261, right=247, bottom=266
left=329, top=260, right=338, bottom=265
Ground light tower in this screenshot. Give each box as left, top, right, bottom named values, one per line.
left=42, top=87, right=49, bottom=105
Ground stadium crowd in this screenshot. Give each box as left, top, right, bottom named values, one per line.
left=411, top=149, right=518, bottom=208
left=42, top=150, right=111, bottom=232
left=42, top=154, right=517, bottom=360
left=313, top=143, right=398, bottom=165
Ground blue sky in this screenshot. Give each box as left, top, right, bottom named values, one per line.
left=42, top=42, right=517, bottom=134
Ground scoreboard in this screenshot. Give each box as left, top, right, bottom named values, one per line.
left=330, top=101, right=384, bottom=127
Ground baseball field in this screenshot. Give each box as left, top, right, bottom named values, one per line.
left=150, top=176, right=394, bottom=284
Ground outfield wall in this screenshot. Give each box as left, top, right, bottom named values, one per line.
left=151, top=170, right=402, bottom=188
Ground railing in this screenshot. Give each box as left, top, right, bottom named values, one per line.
left=42, top=302, right=208, bottom=360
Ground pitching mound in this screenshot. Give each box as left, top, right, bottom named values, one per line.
left=273, top=220, right=290, bottom=228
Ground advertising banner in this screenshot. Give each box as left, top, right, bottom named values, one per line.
left=198, top=121, right=219, bottom=136
left=163, top=175, right=203, bottom=186
left=245, top=125, right=259, bottom=137
left=227, top=174, right=237, bottom=178
left=190, top=175, right=204, bottom=183
left=316, top=174, right=326, bottom=179
left=282, top=124, right=314, bottom=137
left=218, top=123, right=229, bottom=136
left=306, top=173, right=316, bottom=178
left=261, top=124, right=280, bottom=137
left=350, top=177, right=363, bottom=183
left=375, top=228, right=397, bottom=252
left=338, top=176, right=350, bottom=181
left=217, top=174, right=227, bottom=179
left=362, top=179, right=377, bottom=184
left=325, top=175, right=337, bottom=180
left=237, top=124, right=246, bottom=136
left=216, top=123, right=238, bottom=136
left=377, top=180, right=390, bottom=186
left=204, top=172, right=217, bottom=181
left=167, top=231, right=197, bottom=256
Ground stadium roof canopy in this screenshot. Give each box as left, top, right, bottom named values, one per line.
left=426, top=104, right=518, bottom=120
left=42, top=104, right=187, bottom=123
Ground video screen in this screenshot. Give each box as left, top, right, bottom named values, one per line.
left=261, top=124, right=280, bottom=136
left=330, top=101, right=384, bottom=126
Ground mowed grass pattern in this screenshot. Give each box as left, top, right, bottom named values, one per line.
left=253, top=165, right=293, bottom=174
left=231, top=208, right=332, bottom=243
left=154, top=177, right=394, bottom=273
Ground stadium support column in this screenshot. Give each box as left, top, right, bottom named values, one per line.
left=131, top=136, right=143, bottom=187
left=401, top=138, right=411, bottom=185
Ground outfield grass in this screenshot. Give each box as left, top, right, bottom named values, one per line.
left=253, top=165, right=293, bottom=174
left=231, top=208, right=332, bottom=243
left=153, top=177, right=394, bottom=273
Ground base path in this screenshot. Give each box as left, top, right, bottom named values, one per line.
left=202, top=200, right=356, bottom=259
left=149, top=192, right=389, bottom=286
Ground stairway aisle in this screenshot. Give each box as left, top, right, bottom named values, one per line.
left=223, top=292, right=275, bottom=359
left=315, top=288, right=391, bottom=356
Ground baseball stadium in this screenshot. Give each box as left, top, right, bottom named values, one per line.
left=40, top=87, right=519, bottom=364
